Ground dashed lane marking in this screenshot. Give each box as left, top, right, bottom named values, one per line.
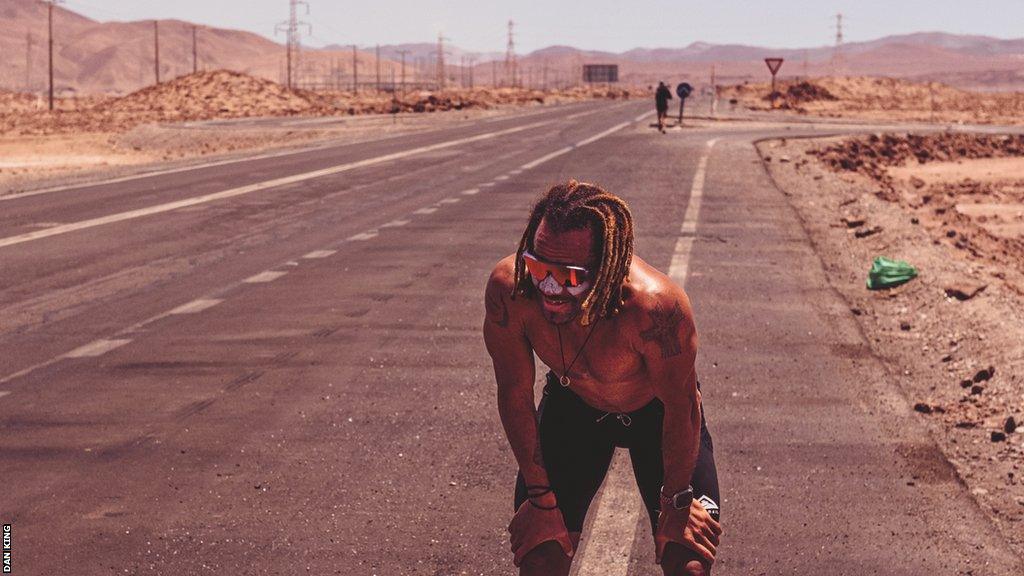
left=63, top=339, right=133, bottom=359
left=0, top=119, right=554, bottom=249
left=167, top=298, right=223, bottom=315
left=573, top=138, right=718, bottom=576
left=414, top=207, right=438, bottom=215
left=302, top=249, right=337, bottom=259
left=381, top=219, right=410, bottom=228
left=460, top=188, right=480, bottom=196
left=495, top=175, right=509, bottom=181
left=244, top=271, right=288, bottom=283
left=438, top=197, right=461, bottom=204
left=0, top=391, right=9, bottom=399
left=348, top=230, right=380, bottom=241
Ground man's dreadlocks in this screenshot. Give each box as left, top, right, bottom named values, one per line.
left=512, top=179, right=634, bottom=326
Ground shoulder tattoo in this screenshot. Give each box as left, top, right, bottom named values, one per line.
left=485, top=290, right=510, bottom=328
left=640, top=301, right=686, bottom=359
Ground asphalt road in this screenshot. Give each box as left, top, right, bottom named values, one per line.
left=0, top=100, right=1021, bottom=575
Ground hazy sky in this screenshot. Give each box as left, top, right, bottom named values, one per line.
left=64, top=0, right=1024, bottom=53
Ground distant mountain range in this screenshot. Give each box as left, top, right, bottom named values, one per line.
left=2, top=0, right=1022, bottom=94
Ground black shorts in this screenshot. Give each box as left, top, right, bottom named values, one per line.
left=514, top=371, right=720, bottom=534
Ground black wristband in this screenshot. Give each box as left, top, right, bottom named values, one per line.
left=525, top=484, right=552, bottom=498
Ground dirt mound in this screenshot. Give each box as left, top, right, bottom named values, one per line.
left=95, top=70, right=327, bottom=120
left=722, top=76, right=1024, bottom=124
left=810, top=132, right=1024, bottom=181
left=782, top=81, right=838, bottom=104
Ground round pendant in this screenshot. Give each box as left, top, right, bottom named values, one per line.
left=559, top=374, right=571, bottom=387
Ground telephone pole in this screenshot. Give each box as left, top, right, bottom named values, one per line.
left=43, top=0, right=62, bottom=110
left=396, top=49, right=409, bottom=97
left=25, top=32, right=33, bottom=92
left=153, top=20, right=160, bottom=84
left=275, top=0, right=311, bottom=89
left=192, top=25, right=198, bottom=74
left=375, top=44, right=381, bottom=91
left=505, top=20, right=517, bottom=87
left=436, top=33, right=448, bottom=89
left=352, top=45, right=358, bottom=92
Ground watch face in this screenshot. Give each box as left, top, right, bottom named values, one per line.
left=672, top=488, right=694, bottom=510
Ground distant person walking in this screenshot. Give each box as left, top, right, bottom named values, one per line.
left=655, top=82, right=672, bottom=133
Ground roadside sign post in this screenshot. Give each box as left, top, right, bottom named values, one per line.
left=675, top=82, right=692, bottom=125
left=764, top=57, right=784, bottom=108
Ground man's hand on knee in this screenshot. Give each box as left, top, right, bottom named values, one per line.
left=508, top=499, right=574, bottom=567
left=654, top=499, right=722, bottom=565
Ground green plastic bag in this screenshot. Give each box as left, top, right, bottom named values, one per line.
left=866, top=256, right=918, bottom=290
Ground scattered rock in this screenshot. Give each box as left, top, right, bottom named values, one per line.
left=854, top=226, right=883, bottom=238
left=970, top=384, right=984, bottom=395
left=913, top=402, right=933, bottom=414
left=900, top=321, right=912, bottom=331
left=842, top=216, right=866, bottom=228
left=944, top=282, right=987, bottom=301
left=910, top=176, right=926, bottom=189
left=959, top=378, right=973, bottom=388
left=972, top=366, right=995, bottom=383
left=991, top=431, right=1007, bottom=442
left=955, top=421, right=977, bottom=428
left=1005, top=416, right=1017, bottom=434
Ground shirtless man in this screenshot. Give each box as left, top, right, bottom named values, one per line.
left=483, top=180, right=723, bottom=576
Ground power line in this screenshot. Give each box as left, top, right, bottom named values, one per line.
left=275, top=0, right=311, bottom=89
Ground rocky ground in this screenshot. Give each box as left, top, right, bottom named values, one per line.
left=722, top=76, right=1024, bottom=125
left=759, top=131, right=1024, bottom=557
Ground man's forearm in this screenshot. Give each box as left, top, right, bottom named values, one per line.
left=497, top=387, right=551, bottom=487
left=661, top=396, right=701, bottom=494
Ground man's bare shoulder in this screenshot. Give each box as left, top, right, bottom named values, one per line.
left=623, top=256, right=692, bottom=315
left=485, top=254, right=528, bottom=330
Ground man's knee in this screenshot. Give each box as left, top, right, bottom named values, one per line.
left=660, top=544, right=710, bottom=576
left=519, top=541, right=571, bottom=576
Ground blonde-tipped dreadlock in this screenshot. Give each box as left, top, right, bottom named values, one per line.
left=511, top=179, right=634, bottom=326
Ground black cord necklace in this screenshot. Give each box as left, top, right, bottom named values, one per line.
left=556, top=318, right=600, bottom=387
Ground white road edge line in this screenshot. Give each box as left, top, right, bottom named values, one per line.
left=573, top=138, right=717, bottom=576
left=244, top=271, right=288, bottom=283
left=63, top=339, right=133, bottom=359
left=0, top=119, right=553, bottom=249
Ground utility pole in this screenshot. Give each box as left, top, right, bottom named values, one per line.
left=153, top=20, right=160, bottom=84
left=505, top=20, right=517, bottom=87
left=436, top=33, right=448, bottom=89
left=43, top=0, right=62, bottom=110
left=25, top=32, right=32, bottom=92
left=192, top=25, right=198, bottom=74
left=275, top=0, right=311, bottom=89
left=542, top=59, right=548, bottom=90
left=352, top=45, right=358, bottom=92
left=832, top=12, right=844, bottom=75
left=396, top=49, right=408, bottom=97
left=709, top=63, right=717, bottom=116
left=375, top=44, right=381, bottom=91
left=491, top=61, right=497, bottom=87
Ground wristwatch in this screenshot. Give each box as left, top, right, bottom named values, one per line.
left=661, top=485, right=694, bottom=510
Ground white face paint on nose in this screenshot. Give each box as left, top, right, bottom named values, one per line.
left=535, top=274, right=564, bottom=296
left=565, top=280, right=591, bottom=297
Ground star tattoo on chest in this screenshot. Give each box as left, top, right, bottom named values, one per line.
left=640, top=301, right=686, bottom=359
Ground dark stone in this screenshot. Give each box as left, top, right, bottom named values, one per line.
left=991, top=431, right=1007, bottom=442
left=970, top=385, right=984, bottom=395
left=913, top=402, right=933, bottom=414
left=973, top=366, right=995, bottom=383
left=1005, top=416, right=1017, bottom=434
